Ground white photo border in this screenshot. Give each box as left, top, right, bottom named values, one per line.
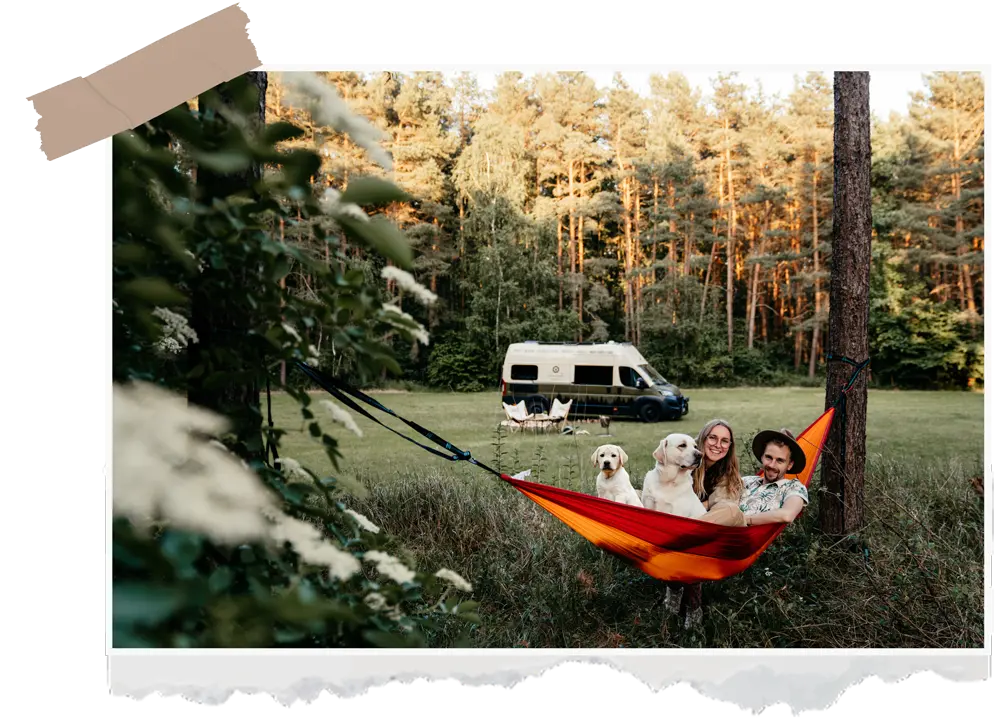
left=98, top=54, right=1000, bottom=716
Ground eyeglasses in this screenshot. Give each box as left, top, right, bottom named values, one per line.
left=705, top=435, right=731, bottom=447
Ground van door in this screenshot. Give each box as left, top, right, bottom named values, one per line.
left=573, top=364, right=616, bottom=418
left=617, top=366, right=647, bottom=417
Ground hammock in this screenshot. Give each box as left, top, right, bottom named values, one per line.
left=291, top=361, right=853, bottom=585
left=500, top=407, right=834, bottom=583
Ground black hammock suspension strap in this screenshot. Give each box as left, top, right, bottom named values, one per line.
left=825, top=353, right=871, bottom=469
left=825, top=353, right=872, bottom=563
left=265, top=371, right=281, bottom=469
left=291, top=360, right=509, bottom=481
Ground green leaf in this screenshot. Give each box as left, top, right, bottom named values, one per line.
left=322, top=474, right=369, bottom=500
left=278, top=483, right=314, bottom=505
left=160, top=531, right=204, bottom=570
left=273, top=628, right=308, bottom=644
left=121, top=277, right=188, bottom=306
left=112, top=243, right=150, bottom=266
left=361, top=629, right=424, bottom=648
left=156, top=105, right=206, bottom=148
left=112, top=624, right=157, bottom=648
left=269, top=595, right=360, bottom=624
left=338, top=216, right=413, bottom=269
left=190, top=149, right=253, bottom=174
left=340, top=176, right=411, bottom=207
left=281, top=149, right=323, bottom=188
left=113, top=583, right=188, bottom=624
left=208, top=567, right=234, bottom=594
left=113, top=130, right=151, bottom=161
left=262, top=121, right=306, bottom=146
left=271, top=255, right=292, bottom=283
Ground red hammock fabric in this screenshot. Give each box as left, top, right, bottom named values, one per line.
left=499, top=407, right=836, bottom=584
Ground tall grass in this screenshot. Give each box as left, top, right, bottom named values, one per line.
left=270, top=387, right=984, bottom=648
left=350, top=452, right=983, bottom=648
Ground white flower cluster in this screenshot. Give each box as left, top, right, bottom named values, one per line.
left=381, top=266, right=438, bottom=307
left=152, top=307, right=199, bottom=354
left=320, top=188, right=369, bottom=223
left=113, top=381, right=360, bottom=581
left=276, top=72, right=392, bottom=171
left=275, top=456, right=312, bottom=484
left=363, top=550, right=416, bottom=585
left=318, top=399, right=363, bottom=438
left=380, top=303, right=430, bottom=345
left=344, top=508, right=380, bottom=534
left=184, top=249, right=206, bottom=273
left=279, top=322, right=320, bottom=366
left=434, top=568, right=473, bottom=593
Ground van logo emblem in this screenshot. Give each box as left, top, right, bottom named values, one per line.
left=552, top=366, right=559, bottom=373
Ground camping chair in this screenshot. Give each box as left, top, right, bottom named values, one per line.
left=547, top=398, right=573, bottom=432
left=500, top=400, right=531, bottom=432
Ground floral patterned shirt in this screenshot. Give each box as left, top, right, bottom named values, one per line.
left=739, top=475, right=809, bottom=515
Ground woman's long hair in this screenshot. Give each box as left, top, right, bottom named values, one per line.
left=693, top=418, right=743, bottom=503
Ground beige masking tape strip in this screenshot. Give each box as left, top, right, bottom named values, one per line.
left=28, top=4, right=261, bottom=161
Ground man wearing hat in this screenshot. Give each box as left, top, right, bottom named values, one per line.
left=739, top=428, right=810, bottom=526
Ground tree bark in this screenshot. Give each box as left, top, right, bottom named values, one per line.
left=820, top=71, right=872, bottom=537
left=188, top=71, right=269, bottom=463
left=724, top=122, right=736, bottom=354
left=808, top=153, right=822, bottom=379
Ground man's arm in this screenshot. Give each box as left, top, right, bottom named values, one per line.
left=745, top=495, right=805, bottom=526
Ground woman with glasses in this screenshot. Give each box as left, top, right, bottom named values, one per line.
left=663, top=418, right=747, bottom=627
left=692, top=418, right=747, bottom=527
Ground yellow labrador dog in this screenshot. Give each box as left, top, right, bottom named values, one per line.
left=591, top=444, right=643, bottom=507
left=641, top=434, right=707, bottom=519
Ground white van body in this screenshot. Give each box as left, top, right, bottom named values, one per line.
left=500, top=341, right=688, bottom=423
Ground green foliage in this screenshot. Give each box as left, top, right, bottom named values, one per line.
left=868, top=239, right=982, bottom=389
left=425, top=333, right=495, bottom=391
left=112, top=73, right=479, bottom=648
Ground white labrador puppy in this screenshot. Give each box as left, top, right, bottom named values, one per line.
left=591, top=444, right=643, bottom=507
left=641, top=434, right=707, bottom=519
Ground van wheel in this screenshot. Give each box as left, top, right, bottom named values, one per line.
left=638, top=403, right=661, bottom=423
left=526, top=397, right=549, bottom=415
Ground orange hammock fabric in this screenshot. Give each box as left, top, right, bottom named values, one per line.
left=500, top=407, right=836, bottom=584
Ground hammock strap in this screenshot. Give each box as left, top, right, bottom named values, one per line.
left=825, top=354, right=871, bottom=498
left=291, top=360, right=510, bottom=481
left=265, top=371, right=281, bottom=470
left=826, top=353, right=871, bottom=544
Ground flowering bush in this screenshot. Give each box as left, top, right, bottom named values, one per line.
left=112, top=72, right=479, bottom=647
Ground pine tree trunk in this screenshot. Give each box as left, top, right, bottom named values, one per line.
left=667, top=181, right=676, bottom=275
left=578, top=213, right=584, bottom=340
left=188, top=71, right=268, bottom=463
left=809, top=153, right=822, bottom=379
left=820, top=71, right=872, bottom=538
left=634, top=181, right=642, bottom=347
left=683, top=212, right=693, bottom=276
left=557, top=214, right=564, bottom=312
left=724, top=123, right=736, bottom=354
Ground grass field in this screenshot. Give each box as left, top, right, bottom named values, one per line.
left=270, top=386, right=985, bottom=649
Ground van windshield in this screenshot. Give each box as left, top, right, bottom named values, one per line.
left=638, top=364, right=669, bottom=386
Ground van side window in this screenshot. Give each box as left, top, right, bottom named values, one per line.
left=574, top=365, right=613, bottom=385
left=619, top=367, right=642, bottom=387
left=511, top=364, right=538, bottom=381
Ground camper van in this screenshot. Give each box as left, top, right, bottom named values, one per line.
left=500, top=341, right=689, bottom=423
